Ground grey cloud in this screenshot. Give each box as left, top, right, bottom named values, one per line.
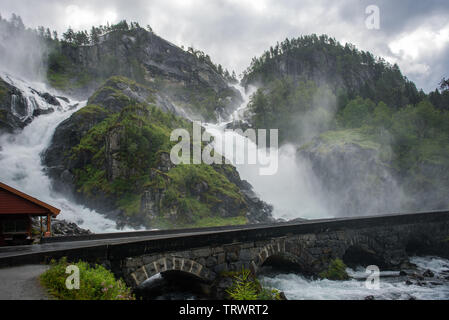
left=0, top=0, right=447, bottom=91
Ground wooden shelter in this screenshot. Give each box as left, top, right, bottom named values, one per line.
left=0, top=182, right=60, bottom=246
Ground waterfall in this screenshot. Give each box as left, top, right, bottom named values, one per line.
left=2, top=72, right=54, bottom=121
left=0, top=72, right=120, bottom=233
left=205, top=84, right=331, bottom=221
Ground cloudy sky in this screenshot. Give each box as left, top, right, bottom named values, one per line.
left=1, top=0, right=448, bottom=92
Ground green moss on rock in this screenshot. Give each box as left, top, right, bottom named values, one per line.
left=319, top=259, right=350, bottom=281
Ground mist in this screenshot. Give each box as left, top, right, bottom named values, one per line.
left=214, top=81, right=413, bottom=221
left=0, top=14, right=48, bottom=82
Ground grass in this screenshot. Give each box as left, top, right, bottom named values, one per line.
left=318, top=128, right=381, bottom=152
left=40, top=258, right=134, bottom=300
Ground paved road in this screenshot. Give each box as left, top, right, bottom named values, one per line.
left=0, top=265, right=50, bottom=300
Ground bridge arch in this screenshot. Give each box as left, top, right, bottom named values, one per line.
left=129, top=256, right=215, bottom=288
left=341, top=234, right=389, bottom=268
left=250, top=240, right=316, bottom=275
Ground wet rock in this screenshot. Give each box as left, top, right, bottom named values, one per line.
left=423, top=269, right=435, bottom=278
left=31, top=218, right=92, bottom=237
left=51, top=219, right=92, bottom=236
left=364, top=295, right=375, bottom=300
left=57, top=96, right=70, bottom=103
left=399, top=270, right=408, bottom=276
left=298, top=138, right=404, bottom=217
left=39, top=92, right=61, bottom=106
left=411, top=273, right=424, bottom=281
left=278, top=292, right=288, bottom=300
left=33, top=107, right=54, bottom=117
left=417, top=281, right=426, bottom=287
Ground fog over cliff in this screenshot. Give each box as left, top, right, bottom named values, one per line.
left=0, top=14, right=48, bottom=81
left=1, top=0, right=449, bottom=92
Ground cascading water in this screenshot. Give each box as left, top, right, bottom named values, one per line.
left=205, top=84, right=330, bottom=221
left=206, top=85, right=449, bottom=300
left=0, top=72, right=120, bottom=233
left=259, top=256, right=449, bottom=300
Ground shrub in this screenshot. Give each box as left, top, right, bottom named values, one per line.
left=40, top=257, right=134, bottom=300
left=319, top=258, right=350, bottom=281
left=225, top=268, right=282, bottom=300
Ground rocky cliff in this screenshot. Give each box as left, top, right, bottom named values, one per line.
left=0, top=74, right=68, bottom=133
left=47, top=27, right=242, bottom=122
left=298, top=129, right=405, bottom=216
left=44, top=76, right=274, bottom=229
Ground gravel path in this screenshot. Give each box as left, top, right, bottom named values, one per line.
left=0, top=265, right=50, bottom=300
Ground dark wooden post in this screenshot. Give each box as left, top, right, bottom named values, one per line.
left=45, top=214, right=51, bottom=237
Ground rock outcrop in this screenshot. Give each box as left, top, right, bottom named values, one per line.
left=44, top=76, right=274, bottom=229
left=49, top=27, right=242, bottom=122
left=0, top=75, right=63, bottom=133
left=298, top=130, right=404, bottom=217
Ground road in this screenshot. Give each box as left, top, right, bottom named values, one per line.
left=0, top=265, right=50, bottom=300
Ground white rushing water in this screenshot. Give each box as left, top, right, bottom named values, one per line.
left=205, top=84, right=330, bottom=221
left=0, top=72, right=120, bottom=233
left=259, top=256, right=449, bottom=300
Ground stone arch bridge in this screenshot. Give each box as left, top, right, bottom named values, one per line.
left=117, top=211, right=449, bottom=289
left=1, top=211, right=449, bottom=294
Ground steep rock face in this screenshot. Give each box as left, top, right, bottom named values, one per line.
left=48, top=28, right=242, bottom=121
left=44, top=76, right=273, bottom=229
left=244, top=49, right=376, bottom=93
left=298, top=130, right=404, bottom=217
left=0, top=75, right=63, bottom=133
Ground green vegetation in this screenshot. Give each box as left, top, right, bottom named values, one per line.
left=146, top=164, right=247, bottom=228
left=40, top=258, right=134, bottom=300
left=428, top=78, right=449, bottom=111
left=47, top=51, right=86, bottom=90
left=319, top=259, right=350, bottom=281
left=225, top=269, right=283, bottom=300
left=67, top=77, right=248, bottom=228
left=243, top=34, right=422, bottom=109
left=247, top=59, right=449, bottom=206
left=248, top=78, right=336, bottom=144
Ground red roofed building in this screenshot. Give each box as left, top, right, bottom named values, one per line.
left=0, top=181, right=60, bottom=246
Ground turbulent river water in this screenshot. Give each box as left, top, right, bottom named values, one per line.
left=1, top=73, right=448, bottom=299
left=259, top=256, right=449, bottom=300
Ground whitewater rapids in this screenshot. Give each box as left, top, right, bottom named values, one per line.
left=0, top=72, right=120, bottom=233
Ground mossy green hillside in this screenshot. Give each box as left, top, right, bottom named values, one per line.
left=68, top=86, right=248, bottom=228
left=146, top=164, right=248, bottom=228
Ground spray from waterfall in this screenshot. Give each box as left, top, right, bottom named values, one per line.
left=0, top=72, right=122, bottom=233
left=205, top=84, right=331, bottom=221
